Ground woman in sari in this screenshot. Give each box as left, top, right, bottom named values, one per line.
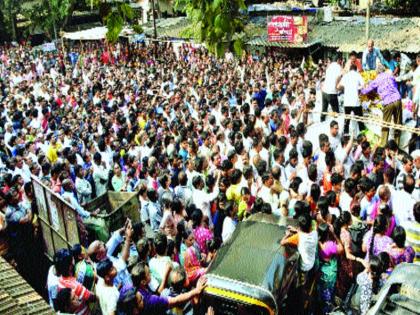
left=387, top=226, right=415, bottom=265
left=362, top=214, right=393, bottom=261
left=317, top=223, right=344, bottom=314
left=191, top=209, right=213, bottom=255
left=183, top=230, right=207, bottom=285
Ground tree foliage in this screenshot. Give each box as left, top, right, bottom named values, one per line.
left=0, top=0, right=20, bottom=40
left=89, top=1, right=135, bottom=44
left=24, top=0, right=73, bottom=39
left=382, top=0, right=419, bottom=13
left=175, top=0, right=246, bottom=57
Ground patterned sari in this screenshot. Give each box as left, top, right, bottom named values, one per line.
left=183, top=246, right=206, bottom=284
left=337, top=228, right=354, bottom=299
left=318, top=241, right=338, bottom=314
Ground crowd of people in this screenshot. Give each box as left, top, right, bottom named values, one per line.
left=0, top=37, right=419, bottom=315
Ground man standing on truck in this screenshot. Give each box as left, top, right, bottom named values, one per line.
left=62, top=179, right=108, bottom=242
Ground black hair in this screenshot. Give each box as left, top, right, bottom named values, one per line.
left=230, top=169, right=242, bottom=185
left=224, top=200, right=236, bottom=217
left=403, top=174, right=415, bottom=194
left=136, top=237, right=150, bottom=262
left=294, top=201, right=308, bottom=219
left=330, top=120, right=338, bottom=129
left=334, top=211, right=352, bottom=236
left=331, top=173, right=343, bottom=185
left=298, top=213, right=312, bottom=233
left=71, top=244, right=83, bottom=263
left=414, top=202, right=420, bottom=223
left=289, top=177, right=303, bottom=194
left=325, top=151, right=336, bottom=169
left=318, top=223, right=329, bottom=243
left=310, top=183, right=321, bottom=203
left=54, top=248, right=73, bottom=277
left=370, top=256, right=384, bottom=294
left=132, top=222, right=144, bottom=243
left=54, top=288, right=72, bottom=312
left=131, top=261, right=148, bottom=287
left=392, top=226, right=406, bottom=248
left=154, top=232, right=168, bottom=256
left=289, top=148, right=298, bottom=160
left=261, top=203, right=272, bottom=214
left=369, top=214, right=388, bottom=258
left=344, top=178, right=356, bottom=195
left=384, top=167, right=395, bottom=183
left=317, top=196, right=329, bottom=220
left=96, top=258, right=113, bottom=278
left=308, top=164, right=318, bottom=182
left=191, top=209, right=203, bottom=229
left=326, top=191, right=337, bottom=207
left=360, top=177, right=375, bottom=194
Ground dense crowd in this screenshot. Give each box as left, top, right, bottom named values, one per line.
left=0, top=39, right=419, bottom=315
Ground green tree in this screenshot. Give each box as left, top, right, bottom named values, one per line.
left=88, top=0, right=135, bottom=43
left=383, top=0, right=419, bottom=13
left=24, top=0, right=74, bottom=40
left=176, top=0, right=246, bottom=57
left=0, top=0, right=19, bottom=40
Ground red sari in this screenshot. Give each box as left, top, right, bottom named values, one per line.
left=183, top=246, right=206, bottom=284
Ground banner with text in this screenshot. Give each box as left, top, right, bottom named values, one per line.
left=267, top=16, right=308, bottom=43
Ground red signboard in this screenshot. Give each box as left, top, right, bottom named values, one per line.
left=267, top=16, right=308, bottom=43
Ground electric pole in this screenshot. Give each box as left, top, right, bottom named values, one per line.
left=365, top=0, right=370, bottom=40
left=151, top=0, right=157, bottom=39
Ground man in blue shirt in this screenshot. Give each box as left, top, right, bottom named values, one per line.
left=252, top=83, right=267, bottom=110
left=362, top=39, right=385, bottom=71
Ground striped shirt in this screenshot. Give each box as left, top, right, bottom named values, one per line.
left=396, top=169, right=417, bottom=190
left=58, top=276, right=93, bottom=315
left=405, top=221, right=420, bottom=264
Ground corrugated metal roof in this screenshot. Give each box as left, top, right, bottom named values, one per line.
left=310, top=17, right=420, bottom=53
left=247, top=37, right=321, bottom=48
left=0, top=256, right=54, bottom=315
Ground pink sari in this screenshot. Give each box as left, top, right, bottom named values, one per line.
left=183, top=246, right=206, bottom=284
left=370, top=204, right=396, bottom=237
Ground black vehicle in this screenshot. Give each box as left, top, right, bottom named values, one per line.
left=366, top=263, right=420, bottom=315
left=201, top=215, right=300, bottom=315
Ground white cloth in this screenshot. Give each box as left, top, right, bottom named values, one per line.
left=257, top=185, right=280, bottom=212
left=93, top=163, right=109, bottom=197
left=339, top=191, right=353, bottom=212
left=75, top=177, right=92, bottom=205
left=298, top=230, right=318, bottom=272
left=393, top=190, right=416, bottom=226
left=96, top=278, right=119, bottom=315
left=192, top=187, right=219, bottom=226
left=340, top=70, right=364, bottom=107
left=324, top=62, right=342, bottom=94
left=222, top=216, right=236, bottom=243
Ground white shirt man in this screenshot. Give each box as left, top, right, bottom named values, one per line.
left=222, top=216, right=236, bottom=243
left=324, top=61, right=342, bottom=95
left=192, top=183, right=219, bottom=227
left=93, top=159, right=109, bottom=197
left=393, top=175, right=416, bottom=228
left=340, top=69, right=364, bottom=108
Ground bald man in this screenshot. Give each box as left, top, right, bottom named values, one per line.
left=362, top=39, right=385, bottom=71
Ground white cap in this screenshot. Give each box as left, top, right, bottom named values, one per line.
left=411, top=149, right=420, bottom=160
